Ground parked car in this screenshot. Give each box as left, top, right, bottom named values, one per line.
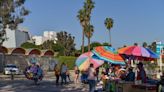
left=4, top=64, right=19, bottom=75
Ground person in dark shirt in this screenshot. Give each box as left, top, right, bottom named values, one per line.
left=136, top=62, right=147, bottom=83
left=125, top=67, right=135, bottom=81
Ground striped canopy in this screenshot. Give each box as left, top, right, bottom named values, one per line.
left=92, top=46, right=125, bottom=65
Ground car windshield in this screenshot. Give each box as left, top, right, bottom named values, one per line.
left=6, top=65, right=17, bottom=68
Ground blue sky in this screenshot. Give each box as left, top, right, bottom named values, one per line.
left=21, top=0, right=164, bottom=49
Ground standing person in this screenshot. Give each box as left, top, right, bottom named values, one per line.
left=74, top=66, right=80, bottom=83
left=60, top=63, right=68, bottom=85
left=136, top=62, right=147, bottom=83
left=88, top=64, right=96, bottom=92
left=96, top=67, right=99, bottom=82
left=66, top=69, right=71, bottom=82
left=54, top=64, right=60, bottom=85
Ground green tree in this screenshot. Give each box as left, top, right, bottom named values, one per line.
left=77, top=9, right=86, bottom=54
left=134, top=43, right=138, bottom=46
left=104, top=18, right=114, bottom=46
left=148, top=42, right=156, bottom=52
left=21, top=42, right=38, bottom=49
left=102, top=42, right=109, bottom=46
left=90, top=42, right=102, bottom=49
left=143, top=42, right=148, bottom=48
left=0, top=0, right=29, bottom=45
left=41, top=40, right=54, bottom=50
left=84, top=24, right=94, bottom=51
left=56, top=31, right=76, bottom=56
left=77, top=0, right=95, bottom=53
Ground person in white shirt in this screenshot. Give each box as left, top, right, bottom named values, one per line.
left=88, top=63, right=96, bottom=92
left=60, top=63, right=68, bottom=84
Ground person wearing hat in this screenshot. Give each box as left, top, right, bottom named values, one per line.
left=136, top=62, right=147, bottom=83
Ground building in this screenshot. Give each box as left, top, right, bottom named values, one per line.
left=2, top=27, right=30, bottom=48
left=32, top=36, right=43, bottom=45
left=32, top=31, right=57, bottom=45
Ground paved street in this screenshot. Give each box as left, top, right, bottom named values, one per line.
left=0, top=79, right=88, bottom=92
left=0, top=73, right=89, bottom=92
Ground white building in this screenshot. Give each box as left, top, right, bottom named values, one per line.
left=2, top=27, right=30, bottom=48
left=32, top=36, right=43, bottom=45
left=32, top=31, right=57, bottom=45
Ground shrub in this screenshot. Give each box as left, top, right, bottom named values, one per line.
left=56, top=56, right=77, bottom=70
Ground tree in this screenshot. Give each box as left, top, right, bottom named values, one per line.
left=134, top=43, right=138, bottom=46
left=77, top=0, right=95, bottom=53
left=77, top=9, right=85, bottom=54
left=56, top=31, right=76, bottom=56
left=84, top=24, right=94, bottom=51
left=21, top=42, right=39, bottom=49
left=104, top=18, right=114, bottom=46
left=143, top=42, right=148, bottom=48
left=0, top=0, right=29, bottom=45
left=41, top=40, right=54, bottom=50
left=148, top=42, right=156, bottom=52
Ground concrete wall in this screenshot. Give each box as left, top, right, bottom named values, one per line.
left=5, top=55, right=28, bottom=73
left=0, top=54, right=5, bottom=72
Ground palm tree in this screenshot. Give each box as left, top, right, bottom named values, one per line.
left=77, top=0, right=95, bottom=53
left=83, top=0, right=94, bottom=51
left=84, top=24, right=94, bottom=51
left=77, top=9, right=86, bottom=53
left=104, top=18, right=114, bottom=46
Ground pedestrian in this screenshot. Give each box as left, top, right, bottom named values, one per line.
left=74, top=66, right=80, bottom=84
left=88, top=63, right=96, bottom=92
left=66, top=69, right=71, bottom=82
left=54, top=64, right=60, bottom=85
left=95, top=67, right=99, bottom=82
left=60, top=63, right=68, bottom=85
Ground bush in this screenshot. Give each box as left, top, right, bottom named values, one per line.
left=56, top=56, right=77, bottom=70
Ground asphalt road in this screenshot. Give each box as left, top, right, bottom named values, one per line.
left=0, top=79, right=89, bottom=92
left=0, top=73, right=89, bottom=92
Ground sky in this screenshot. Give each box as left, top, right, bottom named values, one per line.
left=21, top=0, right=164, bottom=49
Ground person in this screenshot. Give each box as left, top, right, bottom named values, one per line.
left=66, top=69, right=71, bottom=82
left=100, top=71, right=108, bottom=91
left=157, top=72, right=164, bottom=92
left=36, top=65, right=43, bottom=80
left=114, top=65, right=121, bottom=79
left=74, top=66, right=80, bottom=83
left=60, top=63, right=68, bottom=85
left=88, top=64, right=96, bottom=92
left=136, top=62, right=147, bottom=83
left=125, top=67, right=135, bottom=81
left=96, top=67, right=99, bottom=81
left=157, top=70, right=163, bottom=79
left=54, top=64, right=60, bottom=85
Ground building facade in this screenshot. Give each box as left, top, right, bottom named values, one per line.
left=2, top=28, right=30, bottom=48
left=32, top=31, right=57, bottom=45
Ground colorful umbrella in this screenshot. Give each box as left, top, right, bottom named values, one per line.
left=92, top=46, right=125, bottom=65
left=118, top=46, right=159, bottom=59
left=75, top=52, right=104, bottom=71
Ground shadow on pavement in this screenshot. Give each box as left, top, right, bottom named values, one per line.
left=0, top=79, right=88, bottom=92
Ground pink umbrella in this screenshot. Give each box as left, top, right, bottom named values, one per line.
left=76, top=52, right=104, bottom=71
left=118, top=46, right=159, bottom=58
